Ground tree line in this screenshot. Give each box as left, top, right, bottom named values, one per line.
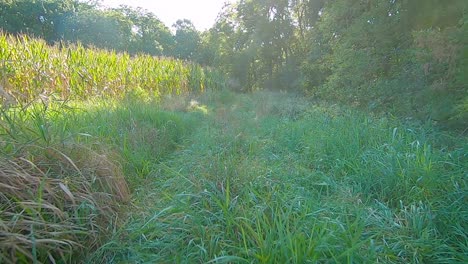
left=1, top=0, right=467, bottom=128
left=0, top=0, right=200, bottom=59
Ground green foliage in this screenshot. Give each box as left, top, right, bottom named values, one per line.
left=206, top=0, right=296, bottom=91
left=1, top=1, right=467, bottom=262
left=61, top=8, right=131, bottom=52
left=65, top=99, right=195, bottom=179
left=199, top=0, right=467, bottom=128
left=111, top=6, right=175, bottom=56
left=172, top=19, right=201, bottom=60
left=2, top=0, right=465, bottom=128
left=301, top=0, right=468, bottom=129
left=0, top=100, right=131, bottom=263
left=0, top=95, right=200, bottom=263
left=0, top=33, right=225, bottom=105
left=0, top=0, right=80, bottom=42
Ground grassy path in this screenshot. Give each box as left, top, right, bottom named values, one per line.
left=89, top=91, right=466, bottom=263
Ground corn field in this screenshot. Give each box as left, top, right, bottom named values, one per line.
left=0, top=33, right=225, bottom=105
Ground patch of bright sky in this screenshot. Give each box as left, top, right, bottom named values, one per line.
left=100, top=0, right=232, bottom=31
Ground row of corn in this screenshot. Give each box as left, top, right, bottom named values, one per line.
left=0, top=33, right=225, bottom=105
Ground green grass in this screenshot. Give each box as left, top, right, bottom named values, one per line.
left=0, top=96, right=202, bottom=263
left=84, top=91, right=466, bottom=263
left=1, top=89, right=466, bottom=263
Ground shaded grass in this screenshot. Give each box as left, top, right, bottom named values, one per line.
left=91, top=91, right=467, bottom=263
left=58, top=98, right=197, bottom=181
left=0, top=96, right=201, bottom=263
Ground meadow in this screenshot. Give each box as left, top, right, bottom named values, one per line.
left=0, top=34, right=466, bottom=263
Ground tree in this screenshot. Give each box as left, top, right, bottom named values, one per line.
left=300, top=0, right=467, bottom=127
left=172, top=19, right=200, bottom=60
left=0, top=1, right=174, bottom=56
left=114, top=6, right=174, bottom=56
left=62, top=8, right=131, bottom=51
left=0, top=0, right=79, bottom=43
left=204, top=0, right=298, bottom=90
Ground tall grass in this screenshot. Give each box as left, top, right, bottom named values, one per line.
left=0, top=100, right=131, bottom=263
left=0, top=33, right=225, bottom=105
left=0, top=95, right=201, bottom=263
left=0, top=33, right=221, bottom=263
left=93, top=91, right=466, bottom=263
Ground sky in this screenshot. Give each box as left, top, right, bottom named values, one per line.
left=100, top=0, right=232, bottom=31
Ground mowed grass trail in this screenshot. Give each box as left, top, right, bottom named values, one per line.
left=88, top=91, right=467, bottom=263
